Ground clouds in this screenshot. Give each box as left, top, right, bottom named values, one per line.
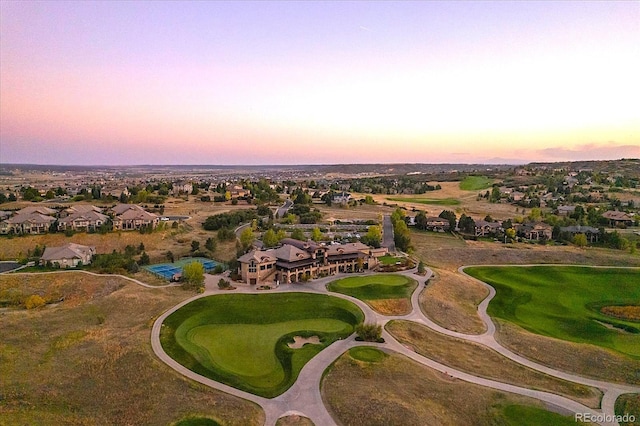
left=537, top=143, right=640, bottom=161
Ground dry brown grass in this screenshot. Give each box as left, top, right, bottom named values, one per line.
left=275, top=414, right=315, bottom=426
left=495, top=320, right=640, bottom=385
left=601, top=306, right=640, bottom=322
left=386, top=320, right=602, bottom=408
left=0, top=273, right=264, bottom=425
left=420, top=267, right=488, bottom=334
left=367, top=298, right=412, bottom=316
left=321, top=349, right=566, bottom=426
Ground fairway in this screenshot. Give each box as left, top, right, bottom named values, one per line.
left=161, top=293, right=363, bottom=397
left=459, top=175, right=493, bottom=191
left=327, top=274, right=417, bottom=315
left=465, top=266, right=640, bottom=358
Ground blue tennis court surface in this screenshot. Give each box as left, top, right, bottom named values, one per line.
left=145, top=257, right=220, bottom=280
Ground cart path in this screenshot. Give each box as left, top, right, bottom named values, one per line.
left=150, top=266, right=640, bottom=426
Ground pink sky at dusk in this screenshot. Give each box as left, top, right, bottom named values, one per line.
left=1, top=1, right=638, bottom=165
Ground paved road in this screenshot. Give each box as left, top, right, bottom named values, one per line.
left=276, top=199, right=293, bottom=219
left=381, top=214, right=396, bottom=252
left=149, top=267, right=640, bottom=426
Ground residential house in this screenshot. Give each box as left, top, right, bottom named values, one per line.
left=557, top=205, right=576, bottom=216
left=332, top=192, right=352, bottom=205
left=509, top=191, right=525, bottom=202
left=602, top=211, right=635, bottom=227
left=425, top=216, right=450, bottom=232
left=474, top=220, right=503, bottom=237
left=57, top=210, right=110, bottom=232
left=61, top=204, right=103, bottom=217
left=40, top=243, right=96, bottom=267
left=1, top=212, right=56, bottom=234
left=111, top=204, right=159, bottom=231
left=172, top=181, right=193, bottom=195
left=16, top=206, right=57, bottom=216
left=518, top=222, right=553, bottom=240
left=229, top=185, right=249, bottom=198
left=559, top=226, right=600, bottom=243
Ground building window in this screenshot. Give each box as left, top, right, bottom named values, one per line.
left=249, top=262, right=257, bottom=273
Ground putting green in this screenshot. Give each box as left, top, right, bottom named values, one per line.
left=161, top=293, right=363, bottom=397
left=328, top=273, right=417, bottom=300
left=465, top=266, right=640, bottom=358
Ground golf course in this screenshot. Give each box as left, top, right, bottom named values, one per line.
left=327, top=273, right=418, bottom=315
left=160, top=293, right=363, bottom=398
left=464, top=265, right=640, bottom=358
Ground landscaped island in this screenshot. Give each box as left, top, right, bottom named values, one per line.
left=160, top=293, right=364, bottom=398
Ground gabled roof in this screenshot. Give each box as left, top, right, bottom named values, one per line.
left=280, top=238, right=324, bottom=253
left=17, top=206, right=56, bottom=215
left=65, top=204, right=102, bottom=214
left=111, top=204, right=144, bottom=215
left=116, top=209, right=158, bottom=221
left=238, top=250, right=277, bottom=264
left=602, top=211, right=634, bottom=221
left=58, top=210, right=109, bottom=224
left=41, top=243, right=95, bottom=261
left=274, top=244, right=311, bottom=262
left=5, top=212, right=56, bottom=225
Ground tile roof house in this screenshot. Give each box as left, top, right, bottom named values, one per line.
left=1, top=212, right=56, bottom=234
left=40, top=243, right=96, bottom=267
left=518, top=222, right=553, bottom=240
left=16, top=206, right=57, bottom=216
left=474, top=220, right=503, bottom=237
left=110, top=204, right=159, bottom=231
left=559, top=225, right=600, bottom=243
left=57, top=210, right=110, bottom=232
left=602, top=211, right=635, bottom=226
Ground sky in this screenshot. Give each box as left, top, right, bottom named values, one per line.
left=1, top=1, right=639, bottom=166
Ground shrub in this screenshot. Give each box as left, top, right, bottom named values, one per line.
left=218, top=278, right=231, bottom=289
left=25, top=294, right=46, bottom=309
left=355, top=323, right=383, bottom=342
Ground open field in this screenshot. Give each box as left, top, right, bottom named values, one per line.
left=459, top=175, right=494, bottom=191
left=386, top=320, right=602, bottom=408
left=465, top=266, right=640, bottom=358
left=321, top=350, right=579, bottom=426
left=386, top=196, right=460, bottom=206
left=327, top=274, right=417, bottom=315
left=419, top=267, right=489, bottom=334
left=160, top=293, right=363, bottom=398
left=0, top=273, right=264, bottom=425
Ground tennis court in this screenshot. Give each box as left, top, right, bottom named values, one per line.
left=145, top=257, right=221, bottom=280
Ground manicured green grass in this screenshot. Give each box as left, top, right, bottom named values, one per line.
left=498, top=405, right=579, bottom=425
left=161, top=293, right=363, bottom=398
left=349, top=346, right=386, bottom=363
left=465, top=266, right=640, bottom=358
left=459, top=175, right=493, bottom=191
left=174, top=417, right=221, bottom=426
left=378, top=255, right=404, bottom=265
left=386, top=197, right=460, bottom=206
left=327, top=273, right=417, bottom=301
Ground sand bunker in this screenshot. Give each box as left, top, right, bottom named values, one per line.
left=288, top=335, right=321, bottom=349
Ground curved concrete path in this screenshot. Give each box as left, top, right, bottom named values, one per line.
left=149, top=267, right=640, bottom=426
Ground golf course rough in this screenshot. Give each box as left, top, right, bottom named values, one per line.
left=465, top=266, right=640, bottom=358
left=160, top=293, right=364, bottom=398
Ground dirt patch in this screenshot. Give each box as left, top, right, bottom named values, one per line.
left=276, top=414, right=315, bottom=426
left=601, top=306, right=640, bottom=322
left=288, top=336, right=321, bottom=349
left=420, top=268, right=488, bottom=334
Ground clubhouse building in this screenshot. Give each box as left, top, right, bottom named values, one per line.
left=238, top=238, right=387, bottom=285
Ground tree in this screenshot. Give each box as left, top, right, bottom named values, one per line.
left=362, top=225, right=382, bottom=248
left=458, top=214, right=475, bottom=234
left=505, top=228, right=516, bottom=242
left=276, top=229, right=287, bottom=242
left=138, top=242, right=145, bottom=253
left=191, top=240, right=200, bottom=252
left=290, top=228, right=306, bottom=241
left=262, top=229, right=279, bottom=248
left=240, top=227, right=254, bottom=250
left=415, top=211, right=427, bottom=230
left=182, top=262, right=205, bottom=292
left=439, top=210, right=457, bottom=231
left=311, top=227, right=323, bottom=242
left=393, top=220, right=411, bottom=252
left=138, top=252, right=150, bottom=265
left=218, top=278, right=231, bottom=289
left=489, top=186, right=501, bottom=203
left=572, top=233, right=587, bottom=248
left=205, top=237, right=216, bottom=252
left=355, top=323, right=383, bottom=342
left=417, top=260, right=426, bottom=275
left=166, top=251, right=175, bottom=263
left=25, top=294, right=46, bottom=309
